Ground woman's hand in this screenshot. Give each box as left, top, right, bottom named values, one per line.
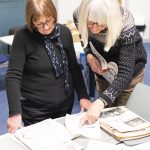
left=80, top=98, right=92, bottom=112
left=7, top=114, right=23, bottom=134
left=80, top=99, right=105, bottom=126
left=87, top=54, right=106, bottom=75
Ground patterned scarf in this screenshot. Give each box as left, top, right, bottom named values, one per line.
left=43, top=25, right=70, bottom=91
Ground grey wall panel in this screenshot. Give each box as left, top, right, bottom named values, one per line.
left=0, top=0, right=25, bottom=36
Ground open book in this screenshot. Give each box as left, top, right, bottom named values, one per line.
left=65, top=113, right=101, bottom=140
left=14, top=119, right=83, bottom=150
left=99, top=106, right=150, bottom=141
left=89, top=41, right=118, bottom=83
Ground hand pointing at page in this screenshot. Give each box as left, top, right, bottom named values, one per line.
left=80, top=99, right=105, bottom=126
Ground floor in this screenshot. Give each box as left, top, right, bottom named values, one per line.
left=0, top=43, right=150, bottom=135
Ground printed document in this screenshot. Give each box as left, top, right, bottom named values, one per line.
left=14, top=119, right=83, bottom=150
left=65, top=113, right=101, bottom=139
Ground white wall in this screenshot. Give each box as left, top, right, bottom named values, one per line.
left=53, top=0, right=150, bottom=41
left=52, top=0, right=58, bottom=10
left=123, top=0, right=150, bottom=41
left=52, top=0, right=82, bottom=24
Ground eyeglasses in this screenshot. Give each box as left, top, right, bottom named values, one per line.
left=34, top=17, right=54, bottom=29
left=87, top=21, right=106, bottom=28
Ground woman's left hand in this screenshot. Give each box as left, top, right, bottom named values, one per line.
left=79, top=99, right=92, bottom=112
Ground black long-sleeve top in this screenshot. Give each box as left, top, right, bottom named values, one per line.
left=73, top=7, right=147, bottom=106
left=6, top=24, right=89, bottom=117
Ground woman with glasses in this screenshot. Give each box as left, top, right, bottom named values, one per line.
left=73, top=0, right=147, bottom=125
left=6, top=0, right=91, bottom=133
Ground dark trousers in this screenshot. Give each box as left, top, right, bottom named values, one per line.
left=21, top=94, right=74, bottom=126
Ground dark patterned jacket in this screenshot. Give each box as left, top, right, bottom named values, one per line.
left=73, top=7, right=147, bottom=106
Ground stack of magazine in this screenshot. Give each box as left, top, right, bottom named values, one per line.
left=99, top=106, right=150, bottom=142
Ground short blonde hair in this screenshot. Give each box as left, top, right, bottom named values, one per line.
left=79, top=0, right=122, bottom=51
left=26, top=0, right=57, bottom=32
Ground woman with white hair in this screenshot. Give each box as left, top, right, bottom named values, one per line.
left=73, top=0, right=147, bottom=125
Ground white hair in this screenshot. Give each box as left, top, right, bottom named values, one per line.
left=79, top=0, right=122, bottom=51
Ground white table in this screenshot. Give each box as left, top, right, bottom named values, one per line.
left=0, top=134, right=29, bottom=150
left=0, top=35, right=83, bottom=51
left=1, top=115, right=150, bottom=150
left=0, top=35, right=84, bottom=59
left=0, top=116, right=118, bottom=150
left=0, top=35, right=14, bottom=46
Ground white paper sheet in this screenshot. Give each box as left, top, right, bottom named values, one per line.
left=14, top=119, right=74, bottom=150
left=65, top=113, right=101, bottom=140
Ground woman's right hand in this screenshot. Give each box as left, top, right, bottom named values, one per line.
left=87, top=54, right=105, bottom=75
left=80, top=99, right=105, bottom=126
left=7, top=114, right=23, bottom=134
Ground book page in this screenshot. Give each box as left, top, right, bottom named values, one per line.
left=100, top=106, right=150, bottom=133
left=65, top=113, right=101, bottom=140
left=14, top=119, right=73, bottom=150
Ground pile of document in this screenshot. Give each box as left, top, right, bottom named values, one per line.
left=99, top=106, right=150, bottom=141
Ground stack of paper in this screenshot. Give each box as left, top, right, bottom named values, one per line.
left=99, top=106, right=150, bottom=141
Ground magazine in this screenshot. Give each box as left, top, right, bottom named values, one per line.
left=99, top=106, right=150, bottom=141
left=89, top=41, right=118, bottom=83
left=14, top=119, right=83, bottom=150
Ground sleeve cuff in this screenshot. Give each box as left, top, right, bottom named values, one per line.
left=99, top=94, right=113, bottom=107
